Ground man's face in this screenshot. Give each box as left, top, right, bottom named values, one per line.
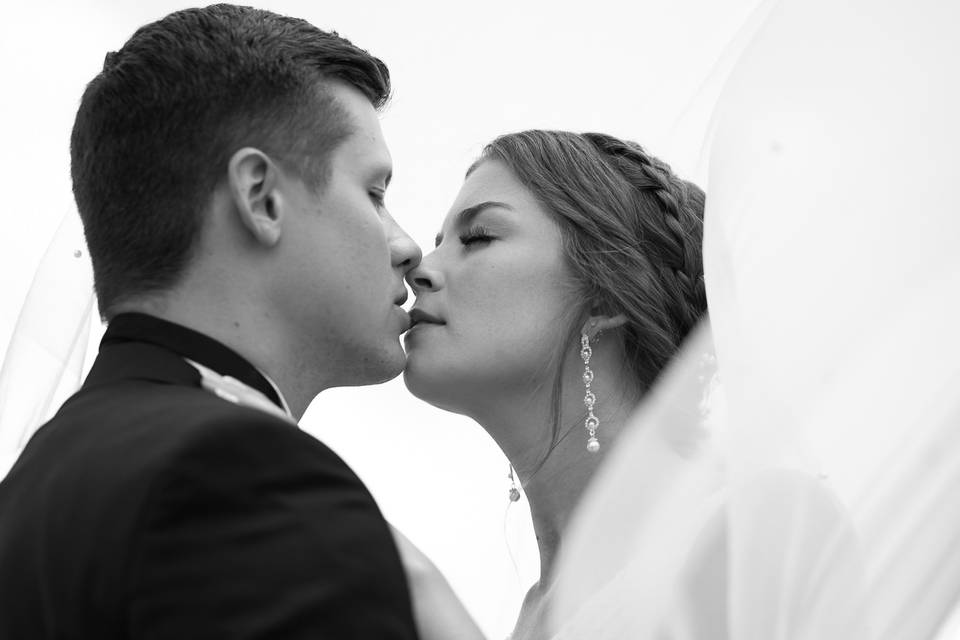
left=271, top=82, right=420, bottom=388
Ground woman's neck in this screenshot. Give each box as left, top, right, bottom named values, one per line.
left=472, top=336, right=641, bottom=586
left=505, top=363, right=639, bottom=640
left=520, top=383, right=638, bottom=580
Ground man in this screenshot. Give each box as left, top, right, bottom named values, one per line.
left=0, top=5, right=422, bottom=638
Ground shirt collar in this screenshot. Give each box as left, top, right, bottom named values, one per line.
left=102, top=312, right=290, bottom=415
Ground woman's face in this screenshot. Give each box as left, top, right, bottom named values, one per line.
left=403, top=160, right=573, bottom=414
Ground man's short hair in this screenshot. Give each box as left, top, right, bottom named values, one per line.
left=70, top=4, right=391, bottom=317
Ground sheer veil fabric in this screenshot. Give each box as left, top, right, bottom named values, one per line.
left=553, top=0, right=960, bottom=638
left=0, top=214, right=95, bottom=480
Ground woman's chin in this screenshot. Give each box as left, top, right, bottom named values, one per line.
left=401, top=358, right=442, bottom=402
left=402, top=363, right=474, bottom=415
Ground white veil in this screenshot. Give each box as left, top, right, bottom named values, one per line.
left=0, top=214, right=96, bottom=479
left=553, top=0, right=960, bottom=637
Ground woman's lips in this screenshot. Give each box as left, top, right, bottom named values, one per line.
left=408, top=308, right=445, bottom=328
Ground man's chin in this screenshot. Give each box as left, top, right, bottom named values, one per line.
left=341, top=342, right=406, bottom=387
left=374, top=352, right=407, bottom=385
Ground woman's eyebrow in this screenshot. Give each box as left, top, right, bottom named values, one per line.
left=435, top=201, right=513, bottom=247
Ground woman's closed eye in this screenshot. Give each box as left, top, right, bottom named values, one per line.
left=459, top=225, right=495, bottom=248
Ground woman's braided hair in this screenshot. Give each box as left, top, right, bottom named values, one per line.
left=478, top=130, right=707, bottom=413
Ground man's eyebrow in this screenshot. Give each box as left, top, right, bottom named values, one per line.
left=435, top=201, right=513, bottom=247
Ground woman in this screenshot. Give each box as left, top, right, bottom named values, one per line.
left=403, top=129, right=708, bottom=637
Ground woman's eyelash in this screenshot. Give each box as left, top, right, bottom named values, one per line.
left=459, top=225, right=494, bottom=246
left=369, top=190, right=386, bottom=208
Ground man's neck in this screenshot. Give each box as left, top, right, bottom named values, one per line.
left=110, top=295, right=319, bottom=420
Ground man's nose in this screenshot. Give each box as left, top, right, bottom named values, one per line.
left=387, top=215, right=422, bottom=274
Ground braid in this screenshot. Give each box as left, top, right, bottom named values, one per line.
left=480, top=129, right=707, bottom=397
left=582, top=132, right=707, bottom=340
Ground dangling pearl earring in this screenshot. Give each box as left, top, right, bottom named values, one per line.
left=508, top=464, right=521, bottom=502
left=581, top=333, right=600, bottom=453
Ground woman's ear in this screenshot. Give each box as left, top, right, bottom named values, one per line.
left=227, top=147, right=283, bottom=247
left=581, top=313, right=628, bottom=340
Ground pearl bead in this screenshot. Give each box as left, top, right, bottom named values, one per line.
left=587, top=438, right=600, bottom=453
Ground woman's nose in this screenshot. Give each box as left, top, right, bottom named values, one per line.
left=406, top=253, right=444, bottom=292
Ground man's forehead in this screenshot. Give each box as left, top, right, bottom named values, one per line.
left=327, top=82, right=382, bottom=130
left=338, top=128, right=391, bottom=175
left=327, top=87, right=392, bottom=176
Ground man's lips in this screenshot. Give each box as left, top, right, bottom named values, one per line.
left=408, top=308, right=445, bottom=327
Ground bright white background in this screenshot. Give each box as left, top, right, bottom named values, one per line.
left=0, top=1, right=759, bottom=635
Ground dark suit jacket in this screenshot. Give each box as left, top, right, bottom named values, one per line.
left=0, top=313, right=419, bottom=639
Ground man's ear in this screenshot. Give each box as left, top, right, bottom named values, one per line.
left=581, top=313, right=628, bottom=340
left=227, top=147, right=283, bottom=247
